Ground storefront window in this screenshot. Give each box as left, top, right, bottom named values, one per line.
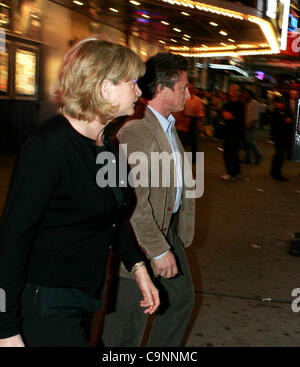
left=0, top=49, right=9, bottom=95
left=0, top=0, right=11, bottom=29
left=13, top=0, right=44, bottom=40
left=15, top=47, right=37, bottom=97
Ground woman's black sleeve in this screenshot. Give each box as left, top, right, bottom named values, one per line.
left=0, top=134, right=60, bottom=338
left=112, top=220, right=145, bottom=272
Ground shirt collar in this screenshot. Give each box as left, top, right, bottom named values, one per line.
left=147, top=105, right=175, bottom=134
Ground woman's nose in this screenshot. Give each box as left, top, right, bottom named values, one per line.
left=135, top=84, right=142, bottom=97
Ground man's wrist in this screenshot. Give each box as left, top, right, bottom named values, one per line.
left=152, top=250, right=169, bottom=260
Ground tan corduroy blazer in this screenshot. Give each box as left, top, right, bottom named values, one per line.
left=117, top=105, right=195, bottom=278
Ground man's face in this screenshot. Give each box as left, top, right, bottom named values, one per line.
left=228, top=85, right=239, bottom=99
left=164, top=71, right=190, bottom=113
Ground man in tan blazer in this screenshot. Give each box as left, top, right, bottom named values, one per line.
left=102, top=53, right=195, bottom=347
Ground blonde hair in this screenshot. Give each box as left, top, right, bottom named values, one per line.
left=55, top=36, right=145, bottom=121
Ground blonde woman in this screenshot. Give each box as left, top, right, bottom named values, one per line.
left=0, top=36, right=159, bottom=347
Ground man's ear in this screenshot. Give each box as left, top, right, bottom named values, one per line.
left=101, top=79, right=114, bottom=102
left=156, top=83, right=167, bottom=96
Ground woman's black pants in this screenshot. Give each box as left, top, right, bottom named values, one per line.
left=20, top=284, right=93, bottom=347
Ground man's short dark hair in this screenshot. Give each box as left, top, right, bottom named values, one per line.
left=138, top=53, right=188, bottom=100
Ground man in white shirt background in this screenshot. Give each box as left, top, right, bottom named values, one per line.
left=242, top=89, right=263, bottom=165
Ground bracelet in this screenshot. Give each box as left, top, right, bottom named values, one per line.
left=131, top=261, right=145, bottom=273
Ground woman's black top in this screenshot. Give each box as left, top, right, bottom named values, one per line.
left=0, top=114, right=143, bottom=338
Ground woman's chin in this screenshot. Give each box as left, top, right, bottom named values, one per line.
left=114, top=105, right=135, bottom=118
left=126, top=107, right=135, bottom=116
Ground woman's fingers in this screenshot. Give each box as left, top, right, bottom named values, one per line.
left=134, top=265, right=160, bottom=314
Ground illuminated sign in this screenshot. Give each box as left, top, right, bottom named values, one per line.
left=163, top=0, right=280, bottom=57
left=195, top=63, right=249, bottom=77
left=209, top=64, right=249, bottom=77
left=280, top=0, right=291, bottom=50
left=289, top=13, right=299, bottom=31
left=267, top=0, right=291, bottom=50
left=15, top=48, right=37, bottom=96
left=255, top=71, right=265, bottom=80
left=266, top=0, right=278, bottom=19
left=0, top=50, right=8, bottom=93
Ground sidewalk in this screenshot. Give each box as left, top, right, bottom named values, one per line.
left=185, top=129, right=300, bottom=347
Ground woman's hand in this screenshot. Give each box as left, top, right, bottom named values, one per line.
left=0, top=334, right=25, bottom=347
left=134, top=265, right=160, bottom=314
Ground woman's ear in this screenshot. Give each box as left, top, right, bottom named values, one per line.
left=101, top=79, right=114, bottom=102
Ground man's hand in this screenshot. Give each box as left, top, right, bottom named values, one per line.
left=0, top=334, right=25, bottom=347
left=153, top=251, right=178, bottom=278
left=134, top=265, right=160, bottom=314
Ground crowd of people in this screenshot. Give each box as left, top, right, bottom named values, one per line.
left=175, top=84, right=299, bottom=182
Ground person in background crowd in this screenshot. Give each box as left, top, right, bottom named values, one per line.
left=0, top=36, right=159, bottom=347
left=174, top=84, right=205, bottom=159
left=289, top=90, right=298, bottom=124
left=209, top=94, right=219, bottom=137
left=266, top=95, right=277, bottom=144
left=183, top=84, right=205, bottom=162
left=101, top=52, right=195, bottom=347
left=212, top=91, right=228, bottom=151
left=198, top=88, right=209, bottom=108
left=220, top=84, right=245, bottom=180
left=173, top=108, right=190, bottom=146
left=258, top=98, right=268, bottom=130
left=242, top=89, right=262, bottom=165
left=270, top=96, right=293, bottom=181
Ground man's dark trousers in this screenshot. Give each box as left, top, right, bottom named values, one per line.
left=101, top=214, right=194, bottom=347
